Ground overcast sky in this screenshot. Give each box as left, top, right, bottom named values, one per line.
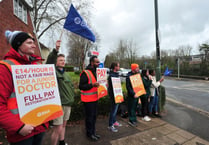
left=91, top=0, right=209, bottom=61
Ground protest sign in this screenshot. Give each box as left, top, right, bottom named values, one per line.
left=130, top=74, right=146, bottom=97
left=111, top=77, right=124, bottom=103
left=97, top=68, right=108, bottom=99
left=11, top=64, right=63, bottom=126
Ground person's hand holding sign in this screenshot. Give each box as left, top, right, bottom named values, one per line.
left=19, top=124, right=34, bottom=136
left=92, top=82, right=100, bottom=87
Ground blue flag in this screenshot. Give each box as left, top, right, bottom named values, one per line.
left=64, top=4, right=96, bottom=42
left=163, top=67, right=172, bottom=76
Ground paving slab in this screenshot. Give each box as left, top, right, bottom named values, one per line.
left=1, top=116, right=209, bottom=145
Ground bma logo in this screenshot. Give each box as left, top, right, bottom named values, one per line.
left=74, top=17, right=87, bottom=27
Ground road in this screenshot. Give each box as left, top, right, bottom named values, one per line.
left=163, top=78, right=209, bottom=112
left=162, top=78, right=209, bottom=141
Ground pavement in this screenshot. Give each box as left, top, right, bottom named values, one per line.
left=43, top=114, right=209, bottom=145
left=0, top=114, right=209, bottom=145
left=1, top=98, right=209, bottom=145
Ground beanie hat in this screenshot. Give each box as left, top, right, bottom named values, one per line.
left=131, top=63, right=139, bottom=71
left=5, top=30, right=34, bottom=51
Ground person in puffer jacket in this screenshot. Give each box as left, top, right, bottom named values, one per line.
left=0, top=30, right=48, bottom=145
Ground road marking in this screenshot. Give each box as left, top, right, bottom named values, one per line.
left=165, top=86, right=209, bottom=93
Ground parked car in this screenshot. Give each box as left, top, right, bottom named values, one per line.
left=118, top=68, right=131, bottom=77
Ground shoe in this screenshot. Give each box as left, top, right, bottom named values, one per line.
left=142, top=116, right=151, bottom=121
left=94, top=134, right=101, bottom=139
left=87, top=135, right=98, bottom=141
left=108, top=125, right=118, bottom=132
left=59, top=141, right=68, bottom=145
left=154, top=113, right=162, bottom=118
left=113, top=121, right=122, bottom=127
left=128, top=121, right=137, bottom=127
left=149, top=113, right=156, bottom=118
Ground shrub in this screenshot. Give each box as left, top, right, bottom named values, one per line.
left=69, top=89, right=84, bottom=121
left=64, top=65, right=74, bottom=72
left=74, top=71, right=81, bottom=75
left=69, top=90, right=111, bottom=121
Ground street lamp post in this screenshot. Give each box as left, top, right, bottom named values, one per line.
left=178, top=58, right=180, bottom=79
left=154, top=0, right=164, bottom=112
left=154, top=0, right=161, bottom=81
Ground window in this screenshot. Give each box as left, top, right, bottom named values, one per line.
left=13, top=0, right=28, bottom=24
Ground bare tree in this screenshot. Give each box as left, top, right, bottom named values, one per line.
left=66, top=0, right=100, bottom=70
left=30, top=0, right=71, bottom=39
left=105, top=39, right=138, bottom=68
left=126, top=40, right=137, bottom=66
left=67, top=33, right=96, bottom=70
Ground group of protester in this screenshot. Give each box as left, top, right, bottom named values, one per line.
left=107, top=62, right=164, bottom=132
left=126, top=64, right=164, bottom=127
left=0, top=30, right=163, bottom=145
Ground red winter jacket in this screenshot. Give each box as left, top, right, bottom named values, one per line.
left=0, top=48, right=48, bottom=143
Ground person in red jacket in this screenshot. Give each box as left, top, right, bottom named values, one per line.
left=0, top=30, right=48, bottom=145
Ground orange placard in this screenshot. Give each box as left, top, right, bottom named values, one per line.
left=130, top=74, right=146, bottom=97
left=21, top=104, right=63, bottom=126
left=98, top=85, right=108, bottom=99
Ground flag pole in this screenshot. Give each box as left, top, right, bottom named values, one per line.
left=59, top=29, right=64, bottom=40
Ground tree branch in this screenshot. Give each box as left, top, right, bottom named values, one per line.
left=38, top=17, right=66, bottom=39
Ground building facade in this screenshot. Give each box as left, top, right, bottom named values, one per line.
left=0, top=0, right=41, bottom=59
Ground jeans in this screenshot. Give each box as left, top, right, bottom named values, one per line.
left=10, top=132, right=45, bottom=145
left=149, top=94, right=159, bottom=113
left=84, top=101, right=98, bottom=136
left=109, top=99, right=119, bottom=126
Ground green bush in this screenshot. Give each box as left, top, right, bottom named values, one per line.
left=98, top=96, right=111, bottom=116
left=69, top=90, right=111, bottom=121
left=65, top=66, right=74, bottom=72
left=69, top=89, right=84, bottom=121
left=74, top=71, right=81, bottom=75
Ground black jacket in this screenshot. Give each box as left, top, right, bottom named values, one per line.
left=126, top=71, right=138, bottom=97
left=79, top=64, right=97, bottom=91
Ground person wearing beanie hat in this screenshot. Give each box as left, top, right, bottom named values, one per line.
left=0, top=30, right=48, bottom=145
left=5, top=30, right=35, bottom=52
left=131, top=63, right=139, bottom=71
left=126, top=63, right=140, bottom=127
